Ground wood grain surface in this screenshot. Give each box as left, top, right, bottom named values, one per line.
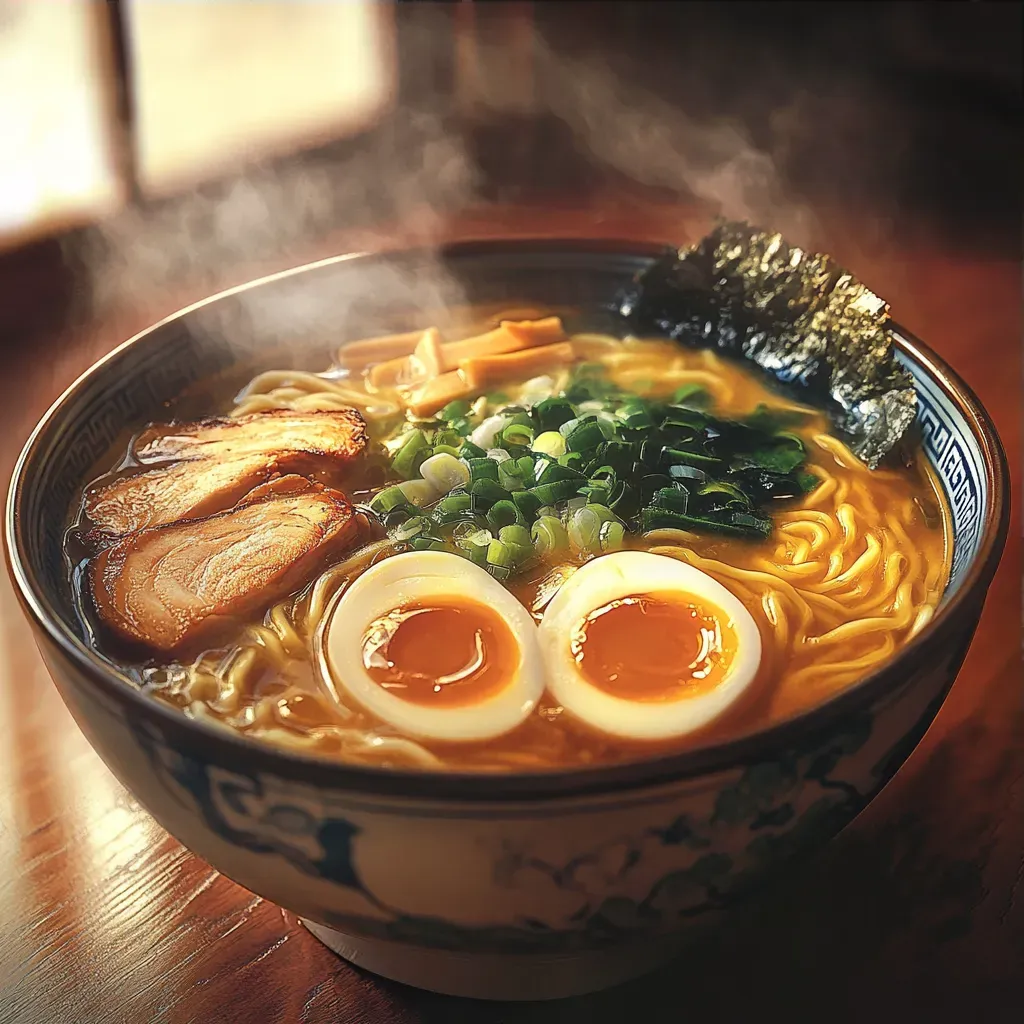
left=0, top=199, right=1020, bottom=1023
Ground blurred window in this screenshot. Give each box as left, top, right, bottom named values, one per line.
left=0, top=0, right=395, bottom=250
left=126, top=0, right=395, bottom=196
left=0, top=1, right=121, bottom=250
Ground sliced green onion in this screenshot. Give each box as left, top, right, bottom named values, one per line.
left=487, top=500, right=525, bottom=531
left=596, top=441, right=636, bottom=475
left=529, top=480, right=580, bottom=505
left=639, top=506, right=770, bottom=538
left=568, top=505, right=603, bottom=554
left=639, top=507, right=692, bottom=533
left=431, top=444, right=462, bottom=458
left=501, top=422, right=535, bottom=447
left=565, top=419, right=607, bottom=453
left=467, top=458, right=499, bottom=482
left=638, top=474, right=675, bottom=503
left=432, top=493, right=474, bottom=525
left=392, top=516, right=431, bottom=542
left=617, top=401, right=653, bottom=430
left=563, top=495, right=588, bottom=516
left=557, top=416, right=581, bottom=439
left=513, top=455, right=536, bottom=478
left=533, top=398, right=575, bottom=431
left=579, top=479, right=613, bottom=505
left=511, top=489, right=542, bottom=521
left=410, top=537, right=447, bottom=552
left=452, top=520, right=484, bottom=545
left=533, top=430, right=567, bottom=458
left=638, top=438, right=664, bottom=467
left=652, top=486, right=689, bottom=513
left=497, top=461, right=528, bottom=493
left=668, top=464, right=707, bottom=484
left=397, top=479, right=440, bottom=507
left=519, top=375, right=556, bottom=405
left=419, top=452, right=470, bottom=493
left=440, top=399, right=472, bottom=422
left=459, top=440, right=487, bottom=459
left=498, top=524, right=533, bottom=564
left=596, top=414, right=620, bottom=440
left=532, top=516, right=569, bottom=558
left=384, top=430, right=415, bottom=455
left=469, top=479, right=509, bottom=504
left=586, top=503, right=618, bottom=527
left=469, top=413, right=510, bottom=450
left=608, top=481, right=639, bottom=520
left=383, top=506, right=416, bottom=532
left=599, top=520, right=626, bottom=552
left=486, top=538, right=513, bottom=569
left=536, top=461, right=585, bottom=486
left=369, top=485, right=409, bottom=515
left=453, top=523, right=492, bottom=565
left=392, top=429, right=430, bottom=479
left=434, top=429, right=464, bottom=449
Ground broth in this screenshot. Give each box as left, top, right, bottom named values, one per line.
left=69, top=320, right=951, bottom=771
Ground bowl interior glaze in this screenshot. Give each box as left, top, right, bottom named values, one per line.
left=6, top=239, right=1010, bottom=801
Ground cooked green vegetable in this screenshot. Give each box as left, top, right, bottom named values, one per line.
left=372, top=360, right=815, bottom=574
left=532, top=515, right=569, bottom=558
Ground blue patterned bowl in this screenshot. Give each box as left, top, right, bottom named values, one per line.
left=5, top=241, right=1010, bottom=1000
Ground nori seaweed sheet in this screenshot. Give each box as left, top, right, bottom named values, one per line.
left=613, top=222, right=917, bottom=468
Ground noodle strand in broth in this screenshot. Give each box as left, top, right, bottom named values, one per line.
left=103, top=329, right=950, bottom=770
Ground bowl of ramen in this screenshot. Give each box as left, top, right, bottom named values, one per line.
left=5, top=231, right=1009, bottom=1000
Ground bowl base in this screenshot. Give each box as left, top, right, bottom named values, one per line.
left=301, top=918, right=685, bottom=1001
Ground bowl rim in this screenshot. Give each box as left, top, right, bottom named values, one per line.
left=4, top=237, right=1012, bottom=803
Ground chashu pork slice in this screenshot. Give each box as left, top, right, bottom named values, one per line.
left=84, top=454, right=287, bottom=541
left=90, top=476, right=361, bottom=655
left=133, top=408, right=367, bottom=466
left=83, top=408, right=368, bottom=541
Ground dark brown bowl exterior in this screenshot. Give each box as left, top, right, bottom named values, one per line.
left=4, top=242, right=1009, bottom=997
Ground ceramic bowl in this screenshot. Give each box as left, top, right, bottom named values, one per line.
left=5, top=241, right=1010, bottom=1000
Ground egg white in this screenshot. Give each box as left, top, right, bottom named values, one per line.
left=537, top=551, right=762, bottom=741
left=320, top=551, right=545, bottom=743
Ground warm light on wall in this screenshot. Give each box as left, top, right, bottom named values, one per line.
left=126, top=0, right=396, bottom=197
left=0, top=1, right=396, bottom=250
left=0, top=2, right=121, bottom=249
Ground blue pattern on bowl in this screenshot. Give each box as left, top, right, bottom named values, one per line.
left=905, top=351, right=985, bottom=589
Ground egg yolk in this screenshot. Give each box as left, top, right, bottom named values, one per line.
left=361, top=597, right=518, bottom=707
left=570, top=592, right=736, bottom=702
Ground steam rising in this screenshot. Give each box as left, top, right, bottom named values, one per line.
left=65, top=21, right=820, bottom=335
left=69, top=107, right=480, bottom=318
left=515, top=41, right=809, bottom=239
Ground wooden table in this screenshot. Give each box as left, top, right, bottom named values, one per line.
left=0, top=200, right=1020, bottom=1023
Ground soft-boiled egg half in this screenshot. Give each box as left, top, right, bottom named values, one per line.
left=538, top=551, right=761, bottom=741
left=321, top=551, right=545, bottom=742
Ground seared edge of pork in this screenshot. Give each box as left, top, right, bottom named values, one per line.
left=81, top=408, right=368, bottom=542
left=89, top=476, right=362, bottom=655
